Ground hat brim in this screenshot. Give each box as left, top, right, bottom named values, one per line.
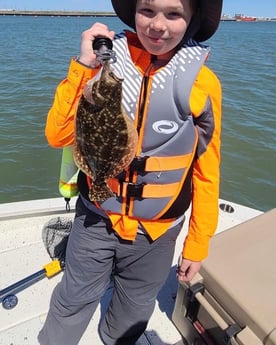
left=111, top=0, right=223, bottom=42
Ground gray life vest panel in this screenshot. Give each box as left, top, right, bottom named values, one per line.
left=92, top=32, right=210, bottom=220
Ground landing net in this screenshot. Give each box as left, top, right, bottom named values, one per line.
left=42, top=217, right=72, bottom=266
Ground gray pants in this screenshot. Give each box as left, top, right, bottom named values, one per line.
left=38, top=197, right=182, bottom=345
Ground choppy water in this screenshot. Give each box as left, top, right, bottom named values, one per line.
left=0, top=16, right=275, bottom=211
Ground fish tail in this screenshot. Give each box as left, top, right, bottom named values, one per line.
left=89, top=183, right=114, bottom=202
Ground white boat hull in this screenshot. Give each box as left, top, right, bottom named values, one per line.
left=0, top=197, right=262, bottom=344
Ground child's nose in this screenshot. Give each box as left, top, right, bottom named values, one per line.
left=149, top=13, right=167, bottom=31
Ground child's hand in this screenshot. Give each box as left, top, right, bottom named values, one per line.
left=177, top=257, right=201, bottom=282
left=78, top=22, right=115, bottom=68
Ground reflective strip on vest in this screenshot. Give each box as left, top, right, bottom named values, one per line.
left=108, top=179, right=179, bottom=198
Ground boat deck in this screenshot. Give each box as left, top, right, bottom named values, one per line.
left=0, top=197, right=262, bottom=345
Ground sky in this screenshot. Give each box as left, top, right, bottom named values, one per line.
left=0, top=0, right=275, bottom=18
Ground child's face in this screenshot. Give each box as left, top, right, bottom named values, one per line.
left=135, top=0, right=193, bottom=57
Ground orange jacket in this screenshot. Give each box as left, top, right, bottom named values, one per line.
left=45, top=35, right=222, bottom=261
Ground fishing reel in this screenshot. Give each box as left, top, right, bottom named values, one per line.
left=93, top=37, right=117, bottom=64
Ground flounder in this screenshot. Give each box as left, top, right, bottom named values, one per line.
left=74, top=62, right=138, bottom=201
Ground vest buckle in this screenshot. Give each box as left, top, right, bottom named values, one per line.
left=129, top=156, right=148, bottom=172
left=126, top=182, right=145, bottom=198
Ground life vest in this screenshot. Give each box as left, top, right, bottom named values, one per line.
left=85, top=32, right=210, bottom=220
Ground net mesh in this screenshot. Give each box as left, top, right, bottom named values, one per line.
left=42, top=217, right=72, bottom=265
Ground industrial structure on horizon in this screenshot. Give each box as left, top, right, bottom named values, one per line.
left=0, top=9, right=275, bottom=21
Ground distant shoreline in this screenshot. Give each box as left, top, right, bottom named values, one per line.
left=0, top=10, right=117, bottom=17
left=0, top=10, right=275, bottom=21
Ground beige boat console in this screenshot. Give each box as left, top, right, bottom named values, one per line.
left=172, top=209, right=276, bottom=345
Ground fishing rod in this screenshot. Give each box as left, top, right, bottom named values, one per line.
left=0, top=217, right=72, bottom=310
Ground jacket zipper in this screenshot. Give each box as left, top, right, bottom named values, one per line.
left=137, top=55, right=156, bottom=134
left=125, top=56, right=156, bottom=215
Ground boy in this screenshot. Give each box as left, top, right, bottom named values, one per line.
left=39, top=0, right=223, bottom=344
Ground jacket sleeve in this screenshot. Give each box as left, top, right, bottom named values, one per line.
left=182, top=65, right=222, bottom=261
left=45, top=58, right=100, bottom=148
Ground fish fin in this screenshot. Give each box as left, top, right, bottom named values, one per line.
left=73, top=146, right=94, bottom=179
left=88, top=183, right=114, bottom=202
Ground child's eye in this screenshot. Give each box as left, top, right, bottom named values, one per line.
left=168, top=11, right=182, bottom=18
left=138, top=7, right=153, bottom=15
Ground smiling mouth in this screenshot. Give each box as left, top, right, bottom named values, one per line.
left=148, top=36, right=165, bottom=43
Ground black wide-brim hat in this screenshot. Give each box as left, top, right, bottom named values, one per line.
left=111, top=0, right=223, bottom=42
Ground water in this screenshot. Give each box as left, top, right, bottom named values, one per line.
left=0, top=16, right=275, bottom=211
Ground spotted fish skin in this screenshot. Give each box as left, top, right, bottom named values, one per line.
left=74, top=62, right=138, bottom=201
